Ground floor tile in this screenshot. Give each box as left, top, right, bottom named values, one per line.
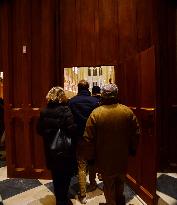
left=44, top=182, right=54, bottom=194
left=157, top=174, right=177, bottom=200
left=0, top=178, right=42, bottom=200
left=38, top=179, right=52, bottom=185
left=0, top=166, right=8, bottom=180
left=157, top=190, right=177, bottom=205
left=3, top=185, right=55, bottom=205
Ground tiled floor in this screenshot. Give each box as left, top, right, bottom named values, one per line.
left=157, top=173, right=177, bottom=205
left=0, top=151, right=177, bottom=205
left=0, top=165, right=145, bottom=205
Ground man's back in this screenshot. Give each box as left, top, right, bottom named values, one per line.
left=69, top=89, right=99, bottom=138
left=84, top=103, right=140, bottom=176
left=83, top=83, right=140, bottom=205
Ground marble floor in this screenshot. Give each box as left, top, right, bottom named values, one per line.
left=0, top=151, right=177, bottom=205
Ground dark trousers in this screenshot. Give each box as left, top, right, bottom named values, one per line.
left=51, top=169, right=72, bottom=204
left=102, top=174, right=125, bottom=205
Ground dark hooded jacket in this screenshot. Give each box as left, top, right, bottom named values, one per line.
left=37, top=102, right=77, bottom=173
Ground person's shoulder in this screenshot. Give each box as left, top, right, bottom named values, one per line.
left=69, top=95, right=80, bottom=104
left=89, top=95, right=100, bottom=104
left=91, top=105, right=103, bottom=114
left=41, top=104, right=62, bottom=116
left=118, top=104, right=133, bottom=113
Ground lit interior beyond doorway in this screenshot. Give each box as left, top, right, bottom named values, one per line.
left=64, top=66, right=115, bottom=99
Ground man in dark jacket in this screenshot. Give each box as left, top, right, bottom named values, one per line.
left=69, top=80, right=99, bottom=138
left=69, top=80, right=99, bottom=203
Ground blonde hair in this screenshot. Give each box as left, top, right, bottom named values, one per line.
left=46, top=86, right=67, bottom=103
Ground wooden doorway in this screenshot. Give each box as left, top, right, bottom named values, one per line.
left=116, top=47, right=157, bottom=204
left=0, top=0, right=159, bottom=204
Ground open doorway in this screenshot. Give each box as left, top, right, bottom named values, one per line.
left=64, top=66, right=115, bottom=99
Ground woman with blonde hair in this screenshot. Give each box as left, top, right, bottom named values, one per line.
left=37, top=86, right=77, bottom=205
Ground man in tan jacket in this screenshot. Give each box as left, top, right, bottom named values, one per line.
left=83, top=84, right=140, bottom=205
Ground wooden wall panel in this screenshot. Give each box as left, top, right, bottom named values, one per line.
left=138, top=47, right=157, bottom=203
left=30, top=0, right=42, bottom=107
left=140, top=109, right=156, bottom=196
left=60, top=0, right=77, bottom=67
left=166, top=3, right=177, bottom=166
left=118, top=0, right=137, bottom=61
left=12, top=118, right=25, bottom=167
left=158, top=1, right=177, bottom=170
left=98, top=0, right=118, bottom=65
left=123, top=56, right=139, bottom=107
left=1, top=0, right=57, bottom=178
left=136, top=0, right=153, bottom=52
left=29, top=117, right=49, bottom=178
left=30, top=118, right=45, bottom=169
left=118, top=47, right=157, bottom=204
left=11, top=0, right=25, bottom=107
left=29, top=0, right=57, bottom=177
left=140, top=47, right=156, bottom=107
left=0, top=4, right=2, bottom=72
left=60, top=0, right=119, bottom=67
left=30, top=0, right=57, bottom=107
left=78, top=0, right=96, bottom=66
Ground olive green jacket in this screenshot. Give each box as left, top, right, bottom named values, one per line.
left=83, top=103, right=140, bottom=176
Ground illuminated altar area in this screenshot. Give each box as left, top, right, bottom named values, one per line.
left=64, top=66, right=115, bottom=98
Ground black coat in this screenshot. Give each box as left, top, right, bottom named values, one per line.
left=37, top=102, right=77, bottom=173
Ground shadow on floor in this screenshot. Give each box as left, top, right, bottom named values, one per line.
left=38, top=195, right=55, bottom=205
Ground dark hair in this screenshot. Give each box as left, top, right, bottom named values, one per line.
left=92, top=86, right=101, bottom=95
left=78, top=80, right=89, bottom=92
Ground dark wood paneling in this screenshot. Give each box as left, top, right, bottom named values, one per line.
left=30, top=0, right=42, bottom=107
left=31, top=0, right=57, bottom=107
left=123, top=56, right=140, bottom=107
left=0, top=3, right=2, bottom=72
left=140, top=47, right=156, bottom=107
left=60, top=0, right=118, bottom=67
left=11, top=0, right=24, bottom=107
left=12, top=118, right=25, bottom=167
left=166, top=3, right=177, bottom=166
left=79, top=0, right=96, bottom=66
left=138, top=47, right=157, bottom=203
left=1, top=0, right=57, bottom=178
left=98, top=0, right=118, bottom=65
left=136, top=0, right=153, bottom=51
left=127, top=108, right=141, bottom=184
left=118, top=0, right=137, bottom=61
left=120, top=47, right=157, bottom=205
left=30, top=117, right=50, bottom=179
left=60, top=0, right=77, bottom=67
left=139, top=109, right=156, bottom=202
left=158, top=1, right=177, bottom=170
